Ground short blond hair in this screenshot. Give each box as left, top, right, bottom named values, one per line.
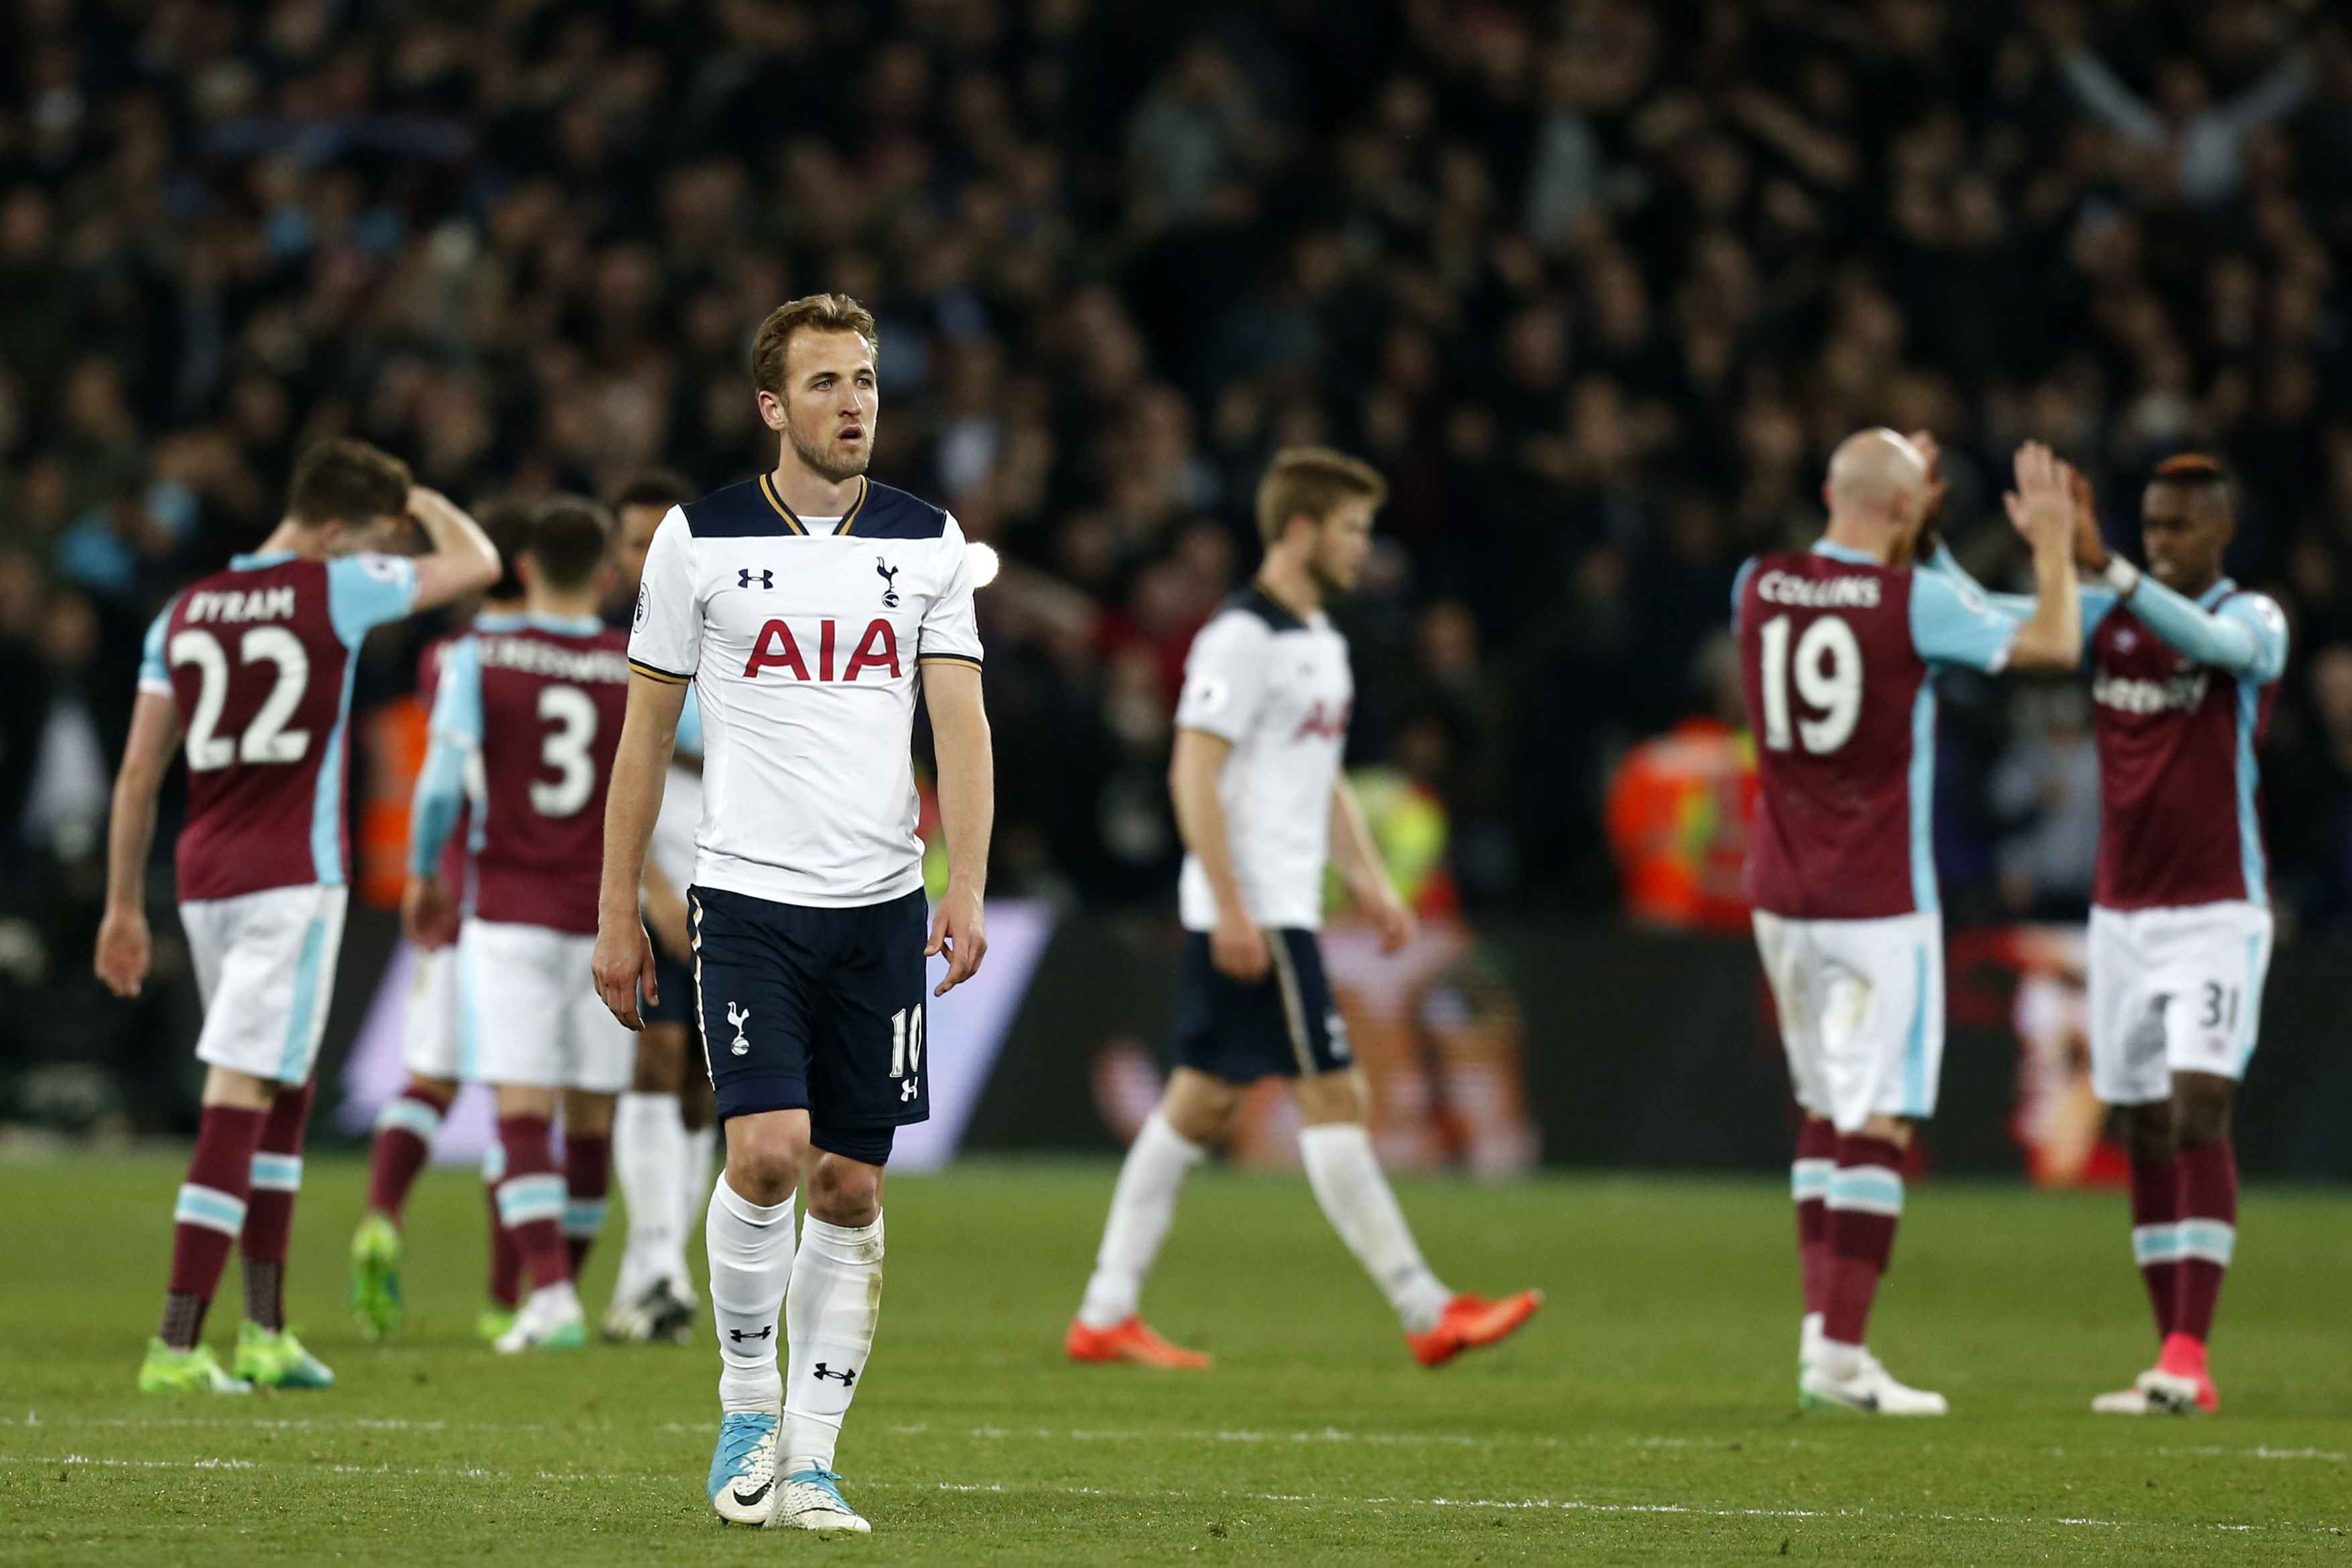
left=1253, top=446, right=1388, bottom=545
left=750, top=293, right=880, bottom=396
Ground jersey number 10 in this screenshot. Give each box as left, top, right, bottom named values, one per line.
left=1757, top=613, right=1864, bottom=755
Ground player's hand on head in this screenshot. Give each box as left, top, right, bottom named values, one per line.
left=1210, top=909, right=1270, bottom=982
left=593, top=916, right=655, bottom=1031
left=94, top=908, right=150, bottom=998
left=927, top=884, right=988, bottom=996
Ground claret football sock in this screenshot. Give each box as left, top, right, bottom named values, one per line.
left=1077, top=1110, right=1204, bottom=1330
left=564, top=1130, right=611, bottom=1277
left=2173, top=1139, right=2237, bottom=1346
left=241, top=1080, right=314, bottom=1333
left=783, top=1213, right=885, bottom=1472
left=494, top=1116, right=572, bottom=1291
left=482, top=1144, right=521, bottom=1310
left=160, top=1104, right=269, bottom=1350
left=708, top=1174, right=795, bottom=1414
left=613, top=1092, right=684, bottom=1303
left=1792, top=1118, right=1837, bottom=1321
left=366, top=1083, right=454, bottom=1221
left=2128, top=1153, right=2182, bottom=1340
left=1821, top=1135, right=1905, bottom=1351
left=1299, top=1122, right=1452, bottom=1333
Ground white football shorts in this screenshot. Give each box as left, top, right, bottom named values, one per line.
left=1752, top=909, right=1944, bottom=1132
left=403, top=944, right=463, bottom=1081
left=2087, top=901, right=2272, bottom=1106
left=182, top=883, right=350, bottom=1087
left=456, top=918, right=633, bottom=1093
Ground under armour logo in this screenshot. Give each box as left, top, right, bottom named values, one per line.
left=900, top=1077, right=919, bottom=1102
left=812, top=1362, right=856, bottom=1386
left=726, top=1001, right=752, bottom=1057
left=876, top=558, right=900, bottom=608
left=739, top=568, right=773, bottom=589
left=728, top=1325, right=773, bottom=1343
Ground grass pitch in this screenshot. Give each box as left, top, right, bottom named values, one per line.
left=1, top=1155, right=2348, bottom=1565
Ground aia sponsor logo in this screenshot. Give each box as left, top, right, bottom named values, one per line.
left=742, top=618, right=902, bottom=681
left=1294, top=699, right=1351, bottom=741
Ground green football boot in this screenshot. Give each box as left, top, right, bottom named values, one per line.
left=235, top=1322, right=336, bottom=1389
left=349, top=1212, right=404, bottom=1340
left=476, top=1304, right=519, bottom=1344
left=139, top=1339, right=252, bottom=1394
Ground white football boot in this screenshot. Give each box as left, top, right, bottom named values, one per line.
left=771, top=1464, right=871, bottom=1534
left=707, top=1412, right=781, bottom=1524
left=1800, top=1348, right=1948, bottom=1415
left=492, top=1283, right=586, bottom=1354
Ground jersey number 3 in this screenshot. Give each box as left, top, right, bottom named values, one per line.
left=1758, top=613, right=1863, bottom=755
left=532, top=685, right=598, bottom=817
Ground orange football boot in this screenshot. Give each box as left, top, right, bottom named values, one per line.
left=1064, top=1315, right=1214, bottom=1369
left=1407, top=1290, right=1543, bottom=1367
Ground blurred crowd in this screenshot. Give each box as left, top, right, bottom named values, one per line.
left=6, top=0, right=2352, bottom=1017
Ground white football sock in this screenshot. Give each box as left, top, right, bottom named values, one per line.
left=1299, top=1122, right=1451, bottom=1333
left=781, top=1212, right=884, bottom=1471
left=676, top=1122, right=718, bottom=1289
left=1076, top=1110, right=1204, bottom=1330
left=706, top=1173, right=795, bottom=1414
left=611, top=1092, right=683, bottom=1304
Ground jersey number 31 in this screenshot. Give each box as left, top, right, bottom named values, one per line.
left=1757, top=613, right=1864, bottom=755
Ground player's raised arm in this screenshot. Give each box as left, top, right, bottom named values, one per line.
left=1998, top=442, right=2085, bottom=672
left=405, top=484, right=503, bottom=611
left=921, top=661, right=994, bottom=995
left=594, top=672, right=688, bottom=1029
left=2071, top=505, right=2286, bottom=679
left=94, top=688, right=184, bottom=997
left=1329, top=775, right=1415, bottom=952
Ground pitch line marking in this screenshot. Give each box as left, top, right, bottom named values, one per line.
left=1, top=1453, right=2340, bottom=1535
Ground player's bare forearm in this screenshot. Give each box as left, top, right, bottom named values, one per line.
left=922, top=663, right=994, bottom=991
left=599, top=674, right=687, bottom=927
left=2002, top=443, right=2085, bottom=672
left=594, top=676, right=685, bottom=1026
left=1327, top=777, right=1392, bottom=907
left=96, top=692, right=179, bottom=995
left=103, top=694, right=178, bottom=917
left=405, top=486, right=502, bottom=610
left=1169, top=728, right=1249, bottom=919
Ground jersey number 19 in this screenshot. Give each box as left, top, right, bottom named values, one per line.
left=1757, top=613, right=1863, bottom=755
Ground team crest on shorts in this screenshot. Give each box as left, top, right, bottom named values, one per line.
left=726, top=1000, right=752, bottom=1056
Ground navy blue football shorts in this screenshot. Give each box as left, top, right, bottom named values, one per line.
left=688, top=884, right=929, bottom=1165
left=1174, top=927, right=1354, bottom=1083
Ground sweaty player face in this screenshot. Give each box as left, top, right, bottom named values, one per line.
left=2140, top=482, right=2232, bottom=594
left=1308, top=496, right=1378, bottom=595
left=763, top=328, right=878, bottom=485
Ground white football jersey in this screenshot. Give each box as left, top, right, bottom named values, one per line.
left=1173, top=587, right=1354, bottom=931
left=628, top=474, right=982, bottom=907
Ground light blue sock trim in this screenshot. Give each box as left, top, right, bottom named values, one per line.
left=2130, top=1223, right=2183, bottom=1265
left=175, top=1183, right=248, bottom=1236
left=1825, top=1167, right=1905, bottom=1217
left=375, top=1096, right=445, bottom=1142
left=1790, top=1159, right=1834, bottom=1203
left=562, top=1198, right=608, bottom=1238
left=2177, top=1218, right=2236, bottom=1266
left=249, top=1153, right=304, bottom=1192
left=496, top=1173, right=566, bottom=1228
left=481, top=1142, right=507, bottom=1183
